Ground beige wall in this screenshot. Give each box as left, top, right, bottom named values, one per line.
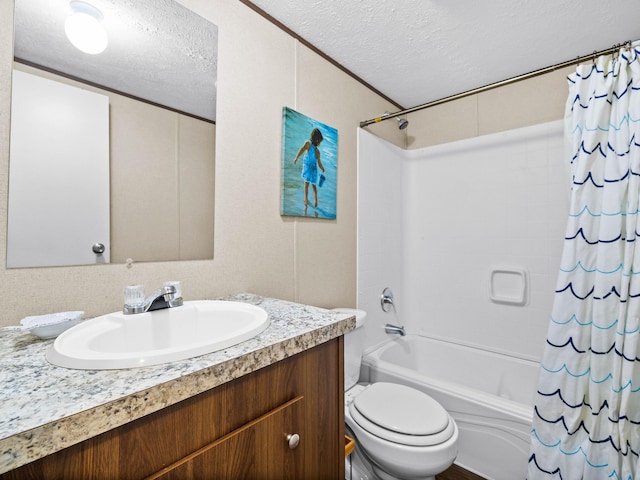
left=402, top=66, right=573, bottom=149
left=0, top=0, right=403, bottom=326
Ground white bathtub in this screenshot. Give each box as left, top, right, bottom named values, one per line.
left=360, top=335, right=539, bottom=480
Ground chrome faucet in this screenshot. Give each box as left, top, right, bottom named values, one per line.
left=385, top=324, right=405, bottom=336
left=123, top=283, right=183, bottom=315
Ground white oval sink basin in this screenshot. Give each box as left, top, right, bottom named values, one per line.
left=46, top=300, right=269, bottom=370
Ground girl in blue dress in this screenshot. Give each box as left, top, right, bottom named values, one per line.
left=293, top=128, right=325, bottom=207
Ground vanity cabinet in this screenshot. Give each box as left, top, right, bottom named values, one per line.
left=2, top=337, right=344, bottom=480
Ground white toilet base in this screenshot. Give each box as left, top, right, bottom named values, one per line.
left=345, top=447, right=374, bottom=480
left=346, top=440, right=438, bottom=480
left=372, top=464, right=435, bottom=480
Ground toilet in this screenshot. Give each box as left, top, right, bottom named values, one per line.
left=334, top=308, right=458, bottom=480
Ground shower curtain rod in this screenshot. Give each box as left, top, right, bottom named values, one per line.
left=359, top=42, right=632, bottom=128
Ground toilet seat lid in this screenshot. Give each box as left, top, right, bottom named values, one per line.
left=352, top=382, right=450, bottom=436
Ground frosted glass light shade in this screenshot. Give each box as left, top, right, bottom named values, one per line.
left=64, top=1, right=108, bottom=54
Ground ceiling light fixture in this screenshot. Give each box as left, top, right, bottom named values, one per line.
left=64, top=1, right=108, bottom=55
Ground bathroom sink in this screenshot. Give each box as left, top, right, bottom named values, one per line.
left=46, top=300, right=269, bottom=370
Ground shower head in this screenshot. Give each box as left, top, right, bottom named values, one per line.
left=384, top=111, right=409, bottom=130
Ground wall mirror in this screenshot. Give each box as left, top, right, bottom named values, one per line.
left=8, top=0, right=218, bottom=268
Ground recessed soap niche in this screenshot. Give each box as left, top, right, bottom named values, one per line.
left=489, top=267, right=528, bottom=306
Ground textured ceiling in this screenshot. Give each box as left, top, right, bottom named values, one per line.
left=247, top=0, right=640, bottom=110
left=13, top=1, right=640, bottom=121
left=13, top=0, right=218, bottom=121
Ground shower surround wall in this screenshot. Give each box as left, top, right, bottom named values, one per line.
left=358, top=121, right=568, bottom=361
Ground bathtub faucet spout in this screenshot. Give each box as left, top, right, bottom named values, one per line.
left=385, top=324, right=405, bottom=336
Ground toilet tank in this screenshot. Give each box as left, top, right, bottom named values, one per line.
left=332, top=308, right=367, bottom=391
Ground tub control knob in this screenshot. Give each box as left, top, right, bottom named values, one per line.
left=286, top=433, right=300, bottom=449
left=381, top=287, right=396, bottom=313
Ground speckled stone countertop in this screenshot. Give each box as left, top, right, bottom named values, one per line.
left=0, top=293, right=355, bottom=474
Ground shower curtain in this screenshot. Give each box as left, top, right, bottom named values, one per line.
left=528, top=43, right=640, bottom=480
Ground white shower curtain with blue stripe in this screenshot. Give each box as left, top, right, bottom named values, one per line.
left=528, top=43, right=640, bottom=480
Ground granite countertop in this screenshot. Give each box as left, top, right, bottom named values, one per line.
left=0, top=293, right=355, bottom=474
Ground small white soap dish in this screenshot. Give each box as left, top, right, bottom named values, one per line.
left=489, top=268, right=528, bottom=306
left=5, top=311, right=84, bottom=339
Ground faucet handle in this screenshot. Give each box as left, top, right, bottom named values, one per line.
left=163, top=281, right=184, bottom=308
left=381, top=287, right=396, bottom=313
left=123, top=285, right=146, bottom=314
left=163, top=281, right=182, bottom=297
left=124, top=285, right=145, bottom=305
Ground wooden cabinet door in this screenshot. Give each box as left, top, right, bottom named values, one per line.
left=148, top=396, right=305, bottom=480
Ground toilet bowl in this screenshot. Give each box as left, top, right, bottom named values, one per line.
left=345, top=383, right=458, bottom=480
left=333, top=308, right=458, bottom=480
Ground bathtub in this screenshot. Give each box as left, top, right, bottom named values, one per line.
left=360, top=335, right=539, bottom=480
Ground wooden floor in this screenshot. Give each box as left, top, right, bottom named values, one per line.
left=436, top=464, right=486, bottom=480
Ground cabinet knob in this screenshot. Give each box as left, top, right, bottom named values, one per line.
left=286, top=433, right=300, bottom=449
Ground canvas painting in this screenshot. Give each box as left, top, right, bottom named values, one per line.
left=281, top=107, right=338, bottom=219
